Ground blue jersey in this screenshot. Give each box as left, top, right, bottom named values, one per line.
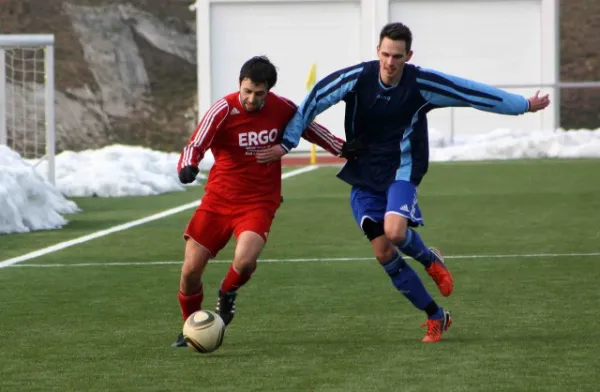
left=281, top=61, right=530, bottom=191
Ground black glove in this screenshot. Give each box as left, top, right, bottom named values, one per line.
left=340, top=138, right=366, bottom=160
left=178, top=165, right=199, bottom=184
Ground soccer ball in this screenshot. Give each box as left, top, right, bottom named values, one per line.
left=182, top=310, right=226, bottom=353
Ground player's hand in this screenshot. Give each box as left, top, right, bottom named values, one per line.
left=340, top=139, right=366, bottom=160
left=527, top=91, right=550, bottom=113
left=178, top=165, right=199, bottom=184
left=256, top=144, right=287, bottom=163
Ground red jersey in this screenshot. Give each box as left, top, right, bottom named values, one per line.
left=178, top=91, right=343, bottom=206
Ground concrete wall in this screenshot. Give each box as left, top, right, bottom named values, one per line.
left=198, top=0, right=557, bottom=150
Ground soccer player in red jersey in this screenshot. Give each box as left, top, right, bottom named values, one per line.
left=171, top=56, right=346, bottom=347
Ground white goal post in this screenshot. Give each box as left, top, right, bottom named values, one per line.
left=0, top=34, right=56, bottom=185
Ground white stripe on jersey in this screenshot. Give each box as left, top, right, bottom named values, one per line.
left=183, top=99, right=229, bottom=166
left=308, top=121, right=343, bottom=151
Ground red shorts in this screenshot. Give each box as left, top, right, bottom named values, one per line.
left=183, top=197, right=278, bottom=258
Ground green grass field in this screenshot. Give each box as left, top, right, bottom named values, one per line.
left=1, top=159, right=599, bottom=392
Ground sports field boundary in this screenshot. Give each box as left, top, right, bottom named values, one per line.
left=7, top=252, right=600, bottom=268
left=0, top=166, right=320, bottom=269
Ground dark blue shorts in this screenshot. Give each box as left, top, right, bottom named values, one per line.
left=350, top=180, right=423, bottom=230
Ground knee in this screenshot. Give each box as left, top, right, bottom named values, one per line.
left=181, top=258, right=205, bottom=279
left=372, top=242, right=397, bottom=264
left=233, top=258, right=257, bottom=276
left=385, top=228, right=406, bottom=245
left=374, top=249, right=396, bottom=264
left=384, top=219, right=408, bottom=245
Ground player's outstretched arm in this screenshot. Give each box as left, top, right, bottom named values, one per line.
left=301, top=121, right=345, bottom=157
left=177, top=99, right=229, bottom=184
left=416, top=68, right=550, bottom=115
left=279, top=63, right=364, bottom=152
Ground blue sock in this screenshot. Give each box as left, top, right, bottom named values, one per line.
left=429, top=306, right=445, bottom=320
left=398, top=228, right=434, bottom=268
left=381, top=252, right=435, bottom=311
left=381, top=251, right=407, bottom=275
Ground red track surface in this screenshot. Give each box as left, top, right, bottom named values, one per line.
left=281, top=154, right=345, bottom=166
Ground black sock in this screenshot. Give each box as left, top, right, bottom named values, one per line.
left=424, top=301, right=440, bottom=318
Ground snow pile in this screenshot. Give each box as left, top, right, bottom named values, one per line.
left=1, top=128, right=599, bottom=235
left=429, top=128, right=600, bottom=161
left=0, top=146, right=80, bottom=234
left=34, top=145, right=213, bottom=198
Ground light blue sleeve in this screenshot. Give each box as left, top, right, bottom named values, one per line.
left=416, top=68, right=530, bottom=115
left=280, top=64, right=363, bottom=151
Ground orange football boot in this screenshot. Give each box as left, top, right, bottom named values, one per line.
left=426, top=248, right=454, bottom=297
left=421, top=310, right=452, bottom=343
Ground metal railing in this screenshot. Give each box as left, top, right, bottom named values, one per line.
left=448, top=81, right=600, bottom=143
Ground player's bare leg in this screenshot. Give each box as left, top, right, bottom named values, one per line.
left=216, top=231, right=265, bottom=326
left=370, top=235, right=397, bottom=264
left=180, top=238, right=212, bottom=295
left=384, top=213, right=453, bottom=297
left=172, top=238, right=212, bottom=347
left=231, top=231, right=264, bottom=278
left=383, top=213, right=409, bottom=246
left=371, top=230, right=452, bottom=342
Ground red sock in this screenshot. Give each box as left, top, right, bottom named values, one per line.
left=220, top=265, right=253, bottom=293
left=178, top=286, right=203, bottom=321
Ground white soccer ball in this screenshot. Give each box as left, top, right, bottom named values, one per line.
left=182, top=310, right=226, bottom=353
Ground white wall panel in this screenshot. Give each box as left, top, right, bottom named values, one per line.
left=210, top=1, right=361, bottom=149
left=390, top=0, right=555, bottom=138
left=197, top=0, right=557, bottom=149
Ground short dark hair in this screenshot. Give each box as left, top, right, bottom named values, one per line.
left=379, top=22, right=413, bottom=52
left=239, top=56, right=278, bottom=90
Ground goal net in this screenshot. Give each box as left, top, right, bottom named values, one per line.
left=0, top=35, right=55, bottom=185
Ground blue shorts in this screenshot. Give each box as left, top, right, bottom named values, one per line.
left=349, top=180, right=424, bottom=231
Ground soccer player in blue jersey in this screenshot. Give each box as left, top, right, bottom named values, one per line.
left=257, top=22, right=550, bottom=342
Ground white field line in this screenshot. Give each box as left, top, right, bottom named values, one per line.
left=8, top=252, right=600, bottom=268
left=0, top=166, right=321, bottom=269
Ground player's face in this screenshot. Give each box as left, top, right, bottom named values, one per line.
left=239, top=78, right=268, bottom=112
left=377, top=38, right=413, bottom=85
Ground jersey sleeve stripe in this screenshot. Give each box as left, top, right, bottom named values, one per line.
left=183, top=101, right=226, bottom=165
left=181, top=145, right=193, bottom=168
left=417, top=83, right=495, bottom=108
left=418, top=70, right=503, bottom=102
left=182, top=100, right=228, bottom=167
left=191, top=99, right=229, bottom=146
left=309, top=121, right=343, bottom=150
left=305, top=71, right=361, bottom=121
left=182, top=99, right=229, bottom=166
